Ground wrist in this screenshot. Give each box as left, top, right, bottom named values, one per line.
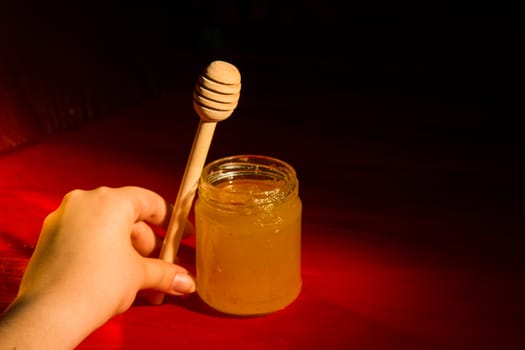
left=0, top=291, right=103, bottom=349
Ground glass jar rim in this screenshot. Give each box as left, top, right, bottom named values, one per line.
left=199, top=154, right=298, bottom=209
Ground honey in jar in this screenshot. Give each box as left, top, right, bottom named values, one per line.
left=195, top=155, right=302, bottom=316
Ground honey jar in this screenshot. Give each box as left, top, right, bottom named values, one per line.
left=195, top=155, right=302, bottom=316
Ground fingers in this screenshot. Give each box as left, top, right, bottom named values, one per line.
left=131, top=220, right=195, bottom=257
left=117, top=186, right=195, bottom=239
left=115, top=186, right=172, bottom=227
left=140, top=258, right=196, bottom=295
left=130, top=222, right=157, bottom=256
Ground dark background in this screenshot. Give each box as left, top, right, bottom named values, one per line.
left=1, top=1, right=523, bottom=151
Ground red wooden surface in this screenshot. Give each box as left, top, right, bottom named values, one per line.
left=1, top=90, right=524, bottom=349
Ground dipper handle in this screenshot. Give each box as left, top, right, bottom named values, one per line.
left=151, top=60, right=241, bottom=305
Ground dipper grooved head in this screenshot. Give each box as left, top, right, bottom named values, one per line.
left=193, top=60, right=241, bottom=122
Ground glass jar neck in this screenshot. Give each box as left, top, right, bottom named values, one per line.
left=198, top=155, right=299, bottom=211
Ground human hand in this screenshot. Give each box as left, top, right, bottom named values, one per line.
left=0, top=186, right=195, bottom=349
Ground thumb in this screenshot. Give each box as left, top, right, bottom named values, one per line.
left=140, top=258, right=196, bottom=295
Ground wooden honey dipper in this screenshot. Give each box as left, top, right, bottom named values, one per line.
left=150, top=60, right=241, bottom=305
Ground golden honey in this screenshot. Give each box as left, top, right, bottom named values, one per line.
left=195, top=155, right=302, bottom=316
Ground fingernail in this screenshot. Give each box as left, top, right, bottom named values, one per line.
left=172, top=273, right=196, bottom=294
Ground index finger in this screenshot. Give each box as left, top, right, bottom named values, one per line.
left=116, top=186, right=172, bottom=228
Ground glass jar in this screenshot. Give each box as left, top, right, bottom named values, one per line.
left=195, top=155, right=302, bottom=316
